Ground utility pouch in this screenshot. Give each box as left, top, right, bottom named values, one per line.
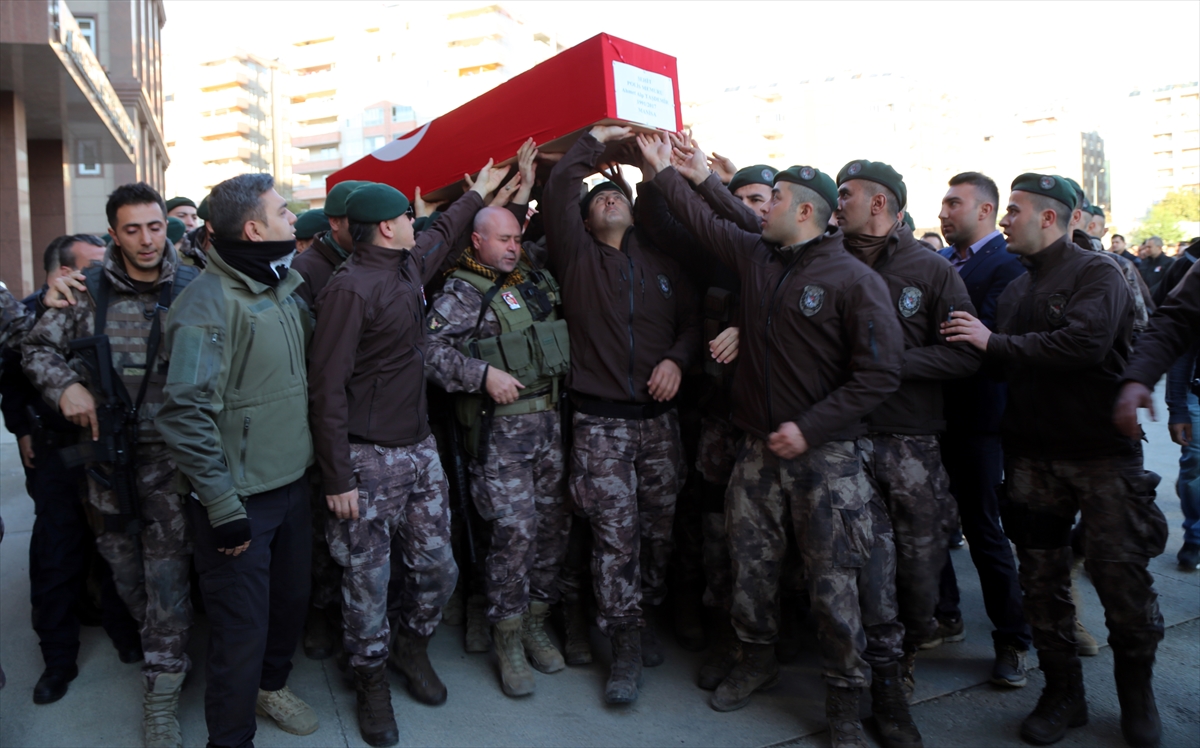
left=498, top=330, right=535, bottom=385
left=531, top=319, right=570, bottom=379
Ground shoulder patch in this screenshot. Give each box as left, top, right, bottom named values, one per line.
left=800, top=285, right=825, bottom=316
left=898, top=286, right=922, bottom=318
left=166, top=326, right=205, bottom=385
left=427, top=310, right=451, bottom=332
left=1046, top=293, right=1068, bottom=323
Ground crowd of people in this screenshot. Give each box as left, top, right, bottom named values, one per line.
left=0, top=124, right=1197, bottom=748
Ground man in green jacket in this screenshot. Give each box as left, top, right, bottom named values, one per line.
left=157, top=173, right=318, bottom=748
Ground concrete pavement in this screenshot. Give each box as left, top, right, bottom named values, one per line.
left=1, top=394, right=1198, bottom=747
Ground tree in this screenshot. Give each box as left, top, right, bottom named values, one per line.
left=1133, top=189, right=1200, bottom=244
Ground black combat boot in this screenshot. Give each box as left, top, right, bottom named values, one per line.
left=871, top=661, right=924, bottom=748
left=604, top=623, right=643, bottom=705
left=711, top=642, right=780, bottom=712
left=641, top=608, right=665, bottom=668
left=562, top=593, right=593, bottom=666
left=388, top=629, right=448, bottom=706
left=697, top=610, right=741, bottom=690
left=352, top=664, right=399, bottom=747
left=1020, top=650, right=1087, bottom=745
left=1113, top=650, right=1161, bottom=748
left=827, top=686, right=870, bottom=748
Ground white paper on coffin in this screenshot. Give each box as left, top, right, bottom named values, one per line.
left=612, top=61, right=677, bottom=131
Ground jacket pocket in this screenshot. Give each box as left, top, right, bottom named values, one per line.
left=234, top=321, right=256, bottom=391
left=1116, top=469, right=1168, bottom=560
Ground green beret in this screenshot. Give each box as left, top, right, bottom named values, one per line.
left=165, top=197, right=196, bottom=213
left=728, top=165, right=778, bottom=195
left=345, top=183, right=411, bottom=224
left=324, top=180, right=372, bottom=217
left=1085, top=204, right=1105, bottom=217
left=294, top=209, right=330, bottom=240
left=837, top=159, right=907, bottom=209
left=1010, top=173, right=1076, bottom=213
left=773, top=165, right=838, bottom=213
left=1062, top=177, right=1088, bottom=209
left=902, top=212, right=915, bottom=231
left=196, top=195, right=210, bottom=221
left=166, top=216, right=186, bottom=244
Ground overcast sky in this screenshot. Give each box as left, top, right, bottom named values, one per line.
left=163, top=0, right=1199, bottom=116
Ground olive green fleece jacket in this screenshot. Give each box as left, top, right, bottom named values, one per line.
left=156, top=249, right=313, bottom=527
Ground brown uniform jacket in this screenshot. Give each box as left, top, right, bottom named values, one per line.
left=987, top=235, right=1138, bottom=460
left=1123, top=259, right=1200, bottom=388
left=856, top=224, right=980, bottom=434
left=308, top=192, right=484, bottom=494
left=542, top=133, right=702, bottom=403
left=651, top=166, right=903, bottom=446
left=291, top=231, right=345, bottom=310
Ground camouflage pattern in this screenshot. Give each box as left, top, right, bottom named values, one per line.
left=308, top=467, right=342, bottom=610
left=859, top=433, right=958, bottom=649
left=726, top=436, right=876, bottom=688
left=1006, top=455, right=1166, bottom=656
left=1, top=284, right=33, bottom=355
left=21, top=245, right=183, bottom=444
left=696, top=415, right=742, bottom=610
left=326, top=434, right=458, bottom=669
left=89, top=443, right=194, bottom=684
left=569, top=410, right=684, bottom=634
left=859, top=494, right=905, bottom=666
left=469, top=409, right=569, bottom=623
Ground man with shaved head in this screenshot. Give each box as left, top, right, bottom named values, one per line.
left=425, top=153, right=572, bottom=698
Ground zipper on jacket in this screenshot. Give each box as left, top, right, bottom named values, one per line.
left=625, top=250, right=637, bottom=401
left=763, top=258, right=801, bottom=431
left=413, top=345, right=427, bottom=440
left=235, top=322, right=256, bottom=389
left=239, top=416, right=250, bottom=482
left=278, top=317, right=295, bottom=375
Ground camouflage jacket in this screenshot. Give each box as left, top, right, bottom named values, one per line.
left=0, top=283, right=33, bottom=355
left=21, top=243, right=185, bottom=444
left=425, top=276, right=494, bottom=395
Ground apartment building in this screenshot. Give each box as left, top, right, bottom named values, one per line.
left=164, top=51, right=293, bottom=203
left=1, top=0, right=166, bottom=296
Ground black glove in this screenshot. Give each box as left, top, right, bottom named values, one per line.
left=212, top=517, right=251, bottom=550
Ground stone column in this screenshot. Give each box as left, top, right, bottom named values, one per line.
left=0, top=90, right=33, bottom=297
left=29, top=139, right=70, bottom=288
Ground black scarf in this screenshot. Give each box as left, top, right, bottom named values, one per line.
left=213, top=238, right=297, bottom=287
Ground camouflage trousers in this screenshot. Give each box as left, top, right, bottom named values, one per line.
left=696, top=415, right=743, bottom=611
left=1006, top=455, right=1166, bottom=656
left=326, top=435, right=459, bottom=669
left=469, top=410, right=570, bottom=623
left=308, top=467, right=342, bottom=610
left=569, top=410, right=684, bottom=634
left=88, top=443, right=193, bottom=684
left=860, top=433, right=958, bottom=650
left=727, top=437, right=876, bottom=688
left=859, top=495, right=905, bottom=666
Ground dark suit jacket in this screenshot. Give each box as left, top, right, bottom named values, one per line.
left=940, top=234, right=1026, bottom=434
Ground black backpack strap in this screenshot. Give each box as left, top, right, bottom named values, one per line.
left=83, top=266, right=107, bottom=336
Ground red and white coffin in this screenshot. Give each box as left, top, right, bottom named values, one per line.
left=325, top=32, right=681, bottom=203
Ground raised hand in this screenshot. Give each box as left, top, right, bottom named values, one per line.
left=670, top=131, right=710, bottom=185
left=590, top=125, right=633, bottom=144
left=636, top=132, right=672, bottom=174
left=517, top=138, right=539, bottom=186
left=709, top=152, right=738, bottom=184
left=413, top=186, right=431, bottom=218
left=491, top=173, right=521, bottom=207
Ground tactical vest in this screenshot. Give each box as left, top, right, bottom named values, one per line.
left=82, top=263, right=199, bottom=443
left=449, top=261, right=570, bottom=454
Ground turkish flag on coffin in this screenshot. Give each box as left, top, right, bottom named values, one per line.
left=325, top=33, right=682, bottom=204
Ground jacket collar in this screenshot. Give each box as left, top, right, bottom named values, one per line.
left=350, top=241, right=410, bottom=271
left=1022, top=234, right=1072, bottom=272
left=953, top=232, right=1008, bottom=281
left=101, top=240, right=179, bottom=293
left=312, top=231, right=346, bottom=269
left=208, top=247, right=302, bottom=297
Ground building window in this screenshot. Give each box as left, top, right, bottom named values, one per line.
left=363, top=107, right=384, bottom=126
left=76, top=16, right=97, bottom=54
left=392, top=105, right=414, bottom=122
left=364, top=136, right=385, bottom=152
left=77, top=140, right=101, bottom=176
left=317, top=146, right=339, bottom=160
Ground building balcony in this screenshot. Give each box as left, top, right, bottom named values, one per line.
left=199, top=116, right=252, bottom=140
left=293, top=157, right=342, bottom=175
left=199, top=66, right=251, bottom=93
left=292, top=98, right=340, bottom=124
left=294, top=185, right=328, bottom=201
left=200, top=140, right=252, bottom=164
left=292, top=130, right=341, bottom=149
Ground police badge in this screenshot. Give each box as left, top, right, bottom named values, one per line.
left=848, top=162, right=862, bottom=176
left=800, top=285, right=825, bottom=316
left=1039, top=176, right=1055, bottom=190
left=1047, top=293, right=1068, bottom=323
left=800, top=166, right=815, bottom=180
left=898, top=286, right=922, bottom=318
left=657, top=273, right=672, bottom=299
left=761, top=168, right=775, bottom=182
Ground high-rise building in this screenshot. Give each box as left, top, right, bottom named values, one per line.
left=164, top=51, right=293, bottom=204
left=1, top=0, right=167, bottom=296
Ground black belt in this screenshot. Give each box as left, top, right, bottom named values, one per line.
left=570, top=394, right=675, bottom=421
